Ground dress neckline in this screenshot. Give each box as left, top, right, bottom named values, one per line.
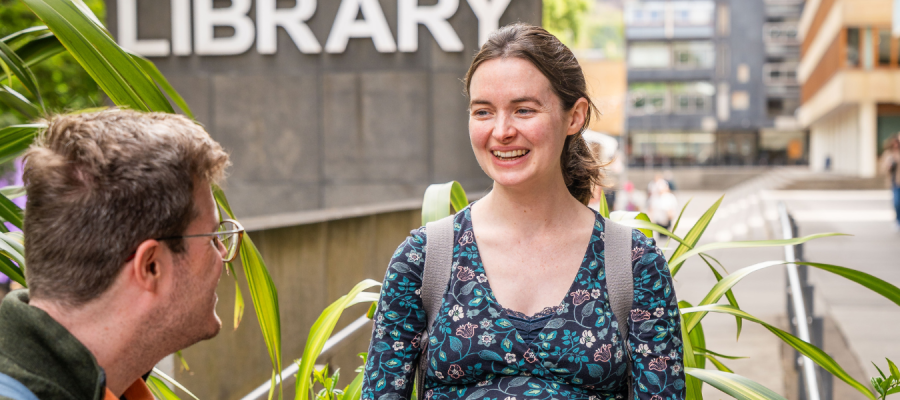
left=465, top=206, right=602, bottom=332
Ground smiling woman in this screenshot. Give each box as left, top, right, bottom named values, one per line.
left=362, top=23, right=686, bottom=400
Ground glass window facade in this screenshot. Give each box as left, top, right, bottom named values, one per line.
left=673, top=42, right=714, bottom=69
left=847, top=28, right=861, bottom=67
left=629, top=42, right=670, bottom=68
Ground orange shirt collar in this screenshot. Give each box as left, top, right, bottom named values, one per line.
left=104, top=379, right=155, bottom=400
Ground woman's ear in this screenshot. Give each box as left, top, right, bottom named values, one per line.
left=567, top=98, right=590, bottom=136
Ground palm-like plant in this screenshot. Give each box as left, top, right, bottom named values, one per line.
left=296, top=181, right=900, bottom=400
left=0, top=1, right=283, bottom=399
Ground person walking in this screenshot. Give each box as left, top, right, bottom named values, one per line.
left=361, top=24, right=685, bottom=400
left=880, top=134, right=900, bottom=231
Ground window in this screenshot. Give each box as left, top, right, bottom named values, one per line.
left=763, top=63, right=799, bottom=85
left=672, top=1, right=715, bottom=27
left=626, top=2, right=666, bottom=27
left=847, top=28, right=861, bottom=67
left=629, top=43, right=671, bottom=68
left=673, top=41, right=715, bottom=69
left=731, top=91, right=749, bottom=110
left=878, top=29, right=891, bottom=66
left=671, top=82, right=714, bottom=114
left=629, top=83, right=669, bottom=115
left=764, top=23, right=799, bottom=43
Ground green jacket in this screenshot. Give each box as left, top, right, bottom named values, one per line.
left=0, top=290, right=109, bottom=400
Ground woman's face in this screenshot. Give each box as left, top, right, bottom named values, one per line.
left=468, top=57, right=587, bottom=190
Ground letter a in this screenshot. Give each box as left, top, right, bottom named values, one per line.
left=325, top=0, right=397, bottom=53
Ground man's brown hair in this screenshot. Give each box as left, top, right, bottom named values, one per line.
left=22, top=109, right=230, bottom=306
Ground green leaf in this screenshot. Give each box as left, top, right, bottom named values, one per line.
left=668, top=195, right=723, bottom=276
left=128, top=52, right=195, bottom=119
left=0, top=39, right=43, bottom=108
left=613, top=218, right=689, bottom=247
left=175, top=350, right=190, bottom=371
left=888, top=358, right=900, bottom=379
left=0, top=193, right=25, bottom=230
left=0, top=124, right=42, bottom=165
left=688, top=311, right=707, bottom=369
left=21, top=0, right=174, bottom=113
left=147, top=376, right=181, bottom=400
left=0, top=85, right=40, bottom=119
left=668, top=233, right=847, bottom=269
left=0, top=255, right=25, bottom=287
left=598, top=190, right=610, bottom=218
left=151, top=367, right=200, bottom=400
left=608, top=210, right=653, bottom=238
left=234, top=277, right=245, bottom=330
left=886, top=386, right=900, bottom=395
left=671, top=197, right=692, bottom=234
left=686, top=368, right=788, bottom=400
left=678, top=306, right=704, bottom=400
left=799, top=262, right=900, bottom=308
left=8, top=33, right=66, bottom=74
left=213, top=185, right=283, bottom=399
left=875, top=362, right=888, bottom=379
left=702, top=354, right=734, bottom=373
left=341, top=369, right=364, bottom=400
left=699, top=254, right=742, bottom=338
left=1, top=26, right=51, bottom=45
left=295, top=279, right=381, bottom=400
left=421, top=181, right=468, bottom=225
left=681, top=305, right=876, bottom=400
left=694, top=347, right=747, bottom=360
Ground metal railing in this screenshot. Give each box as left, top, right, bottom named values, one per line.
left=240, top=314, right=372, bottom=400
left=778, top=202, right=832, bottom=400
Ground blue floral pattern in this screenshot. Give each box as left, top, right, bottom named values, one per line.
left=362, top=207, right=685, bottom=400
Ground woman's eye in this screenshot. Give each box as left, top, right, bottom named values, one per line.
left=516, top=108, right=534, bottom=115
left=472, top=109, right=490, bottom=117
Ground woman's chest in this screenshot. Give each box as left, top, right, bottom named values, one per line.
left=425, top=236, right=629, bottom=392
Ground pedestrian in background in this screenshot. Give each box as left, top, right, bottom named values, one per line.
left=880, top=134, right=900, bottom=231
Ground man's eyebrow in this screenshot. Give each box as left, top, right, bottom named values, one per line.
left=470, top=99, right=492, bottom=106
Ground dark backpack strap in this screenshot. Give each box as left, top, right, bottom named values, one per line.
left=415, top=214, right=455, bottom=398
left=605, top=219, right=634, bottom=400
left=0, top=372, right=38, bottom=400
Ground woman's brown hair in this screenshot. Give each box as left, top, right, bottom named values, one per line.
left=464, top=23, right=603, bottom=205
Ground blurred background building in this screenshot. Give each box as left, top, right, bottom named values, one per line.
left=798, top=0, right=900, bottom=177
left=621, top=0, right=809, bottom=167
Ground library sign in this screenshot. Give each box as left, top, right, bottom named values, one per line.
left=117, top=0, right=513, bottom=56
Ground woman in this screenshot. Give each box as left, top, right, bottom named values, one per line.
left=880, top=134, right=900, bottom=231
left=362, top=24, right=685, bottom=400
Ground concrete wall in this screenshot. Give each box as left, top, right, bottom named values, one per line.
left=107, top=0, right=541, bottom=218
left=174, top=205, right=422, bottom=399
left=809, top=102, right=877, bottom=176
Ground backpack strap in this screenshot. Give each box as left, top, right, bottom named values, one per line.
left=0, top=372, right=38, bottom=400
left=415, top=214, right=455, bottom=398
left=604, top=218, right=635, bottom=400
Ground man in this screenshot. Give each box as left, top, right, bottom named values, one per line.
left=880, top=134, right=900, bottom=231
left=0, top=110, right=236, bottom=399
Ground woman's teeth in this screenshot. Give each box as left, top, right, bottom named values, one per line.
left=492, top=150, right=529, bottom=160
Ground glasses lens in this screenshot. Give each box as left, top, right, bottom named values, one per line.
left=218, top=221, right=238, bottom=261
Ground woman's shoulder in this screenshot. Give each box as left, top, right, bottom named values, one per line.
left=391, top=208, right=472, bottom=266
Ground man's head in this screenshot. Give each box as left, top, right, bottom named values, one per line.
left=22, top=109, right=231, bottom=345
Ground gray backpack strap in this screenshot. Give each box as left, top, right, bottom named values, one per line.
left=415, top=214, right=455, bottom=399
left=605, top=219, right=634, bottom=400
left=0, top=372, right=38, bottom=400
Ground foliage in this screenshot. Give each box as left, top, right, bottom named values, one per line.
left=0, top=0, right=103, bottom=127
left=297, top=181, right=900, bottom=400
left=872, top=359, right=900, bottom=399
left=0, top=2, right=283, bottom=399
left=543, top=0, right=591, bottom=45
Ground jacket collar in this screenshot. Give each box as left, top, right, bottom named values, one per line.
left=0, top=290, right=107, bottom=400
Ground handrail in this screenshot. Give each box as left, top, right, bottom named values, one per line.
left=778, top=202, right=821, bottom=400
left=240, top=314, right=372, bottom=400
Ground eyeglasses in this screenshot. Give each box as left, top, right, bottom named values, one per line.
left=157, top=219, right=245, bottom=262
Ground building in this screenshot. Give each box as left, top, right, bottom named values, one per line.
left=798, top=0, right=900, bottom=176
left=623, top=0, right=807, bottom=167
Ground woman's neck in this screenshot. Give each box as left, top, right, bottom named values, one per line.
left=474, top=174, right=589, bottom=233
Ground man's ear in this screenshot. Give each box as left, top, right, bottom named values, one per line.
left=129, top=240, right=165, bottom=293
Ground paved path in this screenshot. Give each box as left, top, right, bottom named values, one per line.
left=645, top=167, right=897, bottom=399
left=767, top=189, right=900, bottom=396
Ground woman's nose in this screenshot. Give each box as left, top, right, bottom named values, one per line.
left=492, top=114, right=516, bottom=142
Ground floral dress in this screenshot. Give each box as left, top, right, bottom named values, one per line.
left=362, top=207, right=685, bottom=400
